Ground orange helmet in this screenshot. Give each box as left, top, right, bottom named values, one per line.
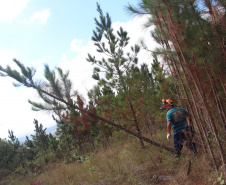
left=160, top=98, right=174, bottom=110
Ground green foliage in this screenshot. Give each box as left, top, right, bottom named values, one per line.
left=31, top=119, right=49, bottom=154
left=0, top=138, right=15, bottom=170
left=0, top=136, right=38, bottom=178
left=53, top=114, right=74, bottom=153
left=8, top=130, right=20, bottom=149
left=87, top=3, right=140, bottom=90
left=48, top=133, right=59, bottom=154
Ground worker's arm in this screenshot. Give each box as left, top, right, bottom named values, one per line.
left=167, top=121, right=171, bottom=134
left=167, top=121, right=171, bottom=141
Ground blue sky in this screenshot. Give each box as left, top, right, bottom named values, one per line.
left=0, top=0, right=157, bottom=139
left=0, top=0, right=138, bottom=66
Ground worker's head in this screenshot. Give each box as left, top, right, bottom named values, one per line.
left=160, top=98, right=174, bottom=110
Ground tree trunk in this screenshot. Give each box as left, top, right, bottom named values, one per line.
left=162, top=1, right=225, bottom=171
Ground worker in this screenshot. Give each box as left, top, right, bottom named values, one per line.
left=160, top=99, right=197, bottom=157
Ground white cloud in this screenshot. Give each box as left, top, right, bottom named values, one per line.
left=58, top=40, right=96, bottom=100
left=71, top=39, right=83, bottom=53
left=0, top=83, right=54, bottom=139
left=0, top=49, right=18, bottom=67
left=31, top=56, right=51, bottom=66
left=61, top=54, right=68, bottom=61
left=0, top=0, right=29, bottom=23
left=112, top=16, right=157, bottom=64
left=30, top=56, right=52, bottom=78
left=27, top=9, right=51, bottom=24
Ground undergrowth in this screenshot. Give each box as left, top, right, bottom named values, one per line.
left=1, top=131, right=223, bottom=185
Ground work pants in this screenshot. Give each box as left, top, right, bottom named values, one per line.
left=174, top=131, right=197, bottom=155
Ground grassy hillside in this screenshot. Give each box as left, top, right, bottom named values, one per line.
left=1, top=131, right=221, bottom=185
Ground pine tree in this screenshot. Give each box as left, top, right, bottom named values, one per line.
left=8, top=130, right=20, bottom=150
left=31, top=119, right=49, bottom=154
left=48, top=133, right=59, bottom=154
left=53, top=113, right=74, bottom=152
left=87, top=3, right=146, bottom=147
left=126, top=0, right=226, bottom=172
left=0, top=138, right=15, bottom=170
left=24, top=135, right=37, bottom=160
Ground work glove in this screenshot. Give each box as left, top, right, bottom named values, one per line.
left=167, top=133, right=171, bottom=141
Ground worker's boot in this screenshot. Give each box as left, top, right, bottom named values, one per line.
left=191, top=143, right=198, bottom=156
left=186, top=141, right=197, bottom=156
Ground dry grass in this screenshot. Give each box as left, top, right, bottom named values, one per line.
left=1, top=133, right=221, bottom=185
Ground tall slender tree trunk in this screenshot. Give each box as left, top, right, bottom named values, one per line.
left=162, top=1, right=225, bottom=171
left=204, top=0, right=226, bottom=54
left=189, top=0, right=226, bottom=133
left=157, top=3, right=205, bottom=145
left=204, top=63, right=226, bottom=132
left=156, top=0, right=218, bottom=169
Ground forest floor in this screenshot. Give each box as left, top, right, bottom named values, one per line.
left=1, top=132, right=223, bottom=185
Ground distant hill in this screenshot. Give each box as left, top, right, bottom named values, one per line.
left=18, top=125, right=57, bottom=142
left=46, top=125, right=57, bottom=135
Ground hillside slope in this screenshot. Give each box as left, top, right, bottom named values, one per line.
left=2, top=133, right=220, bottom=185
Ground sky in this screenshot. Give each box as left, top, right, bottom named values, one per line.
left=0, top=0, right=158, bottom=139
